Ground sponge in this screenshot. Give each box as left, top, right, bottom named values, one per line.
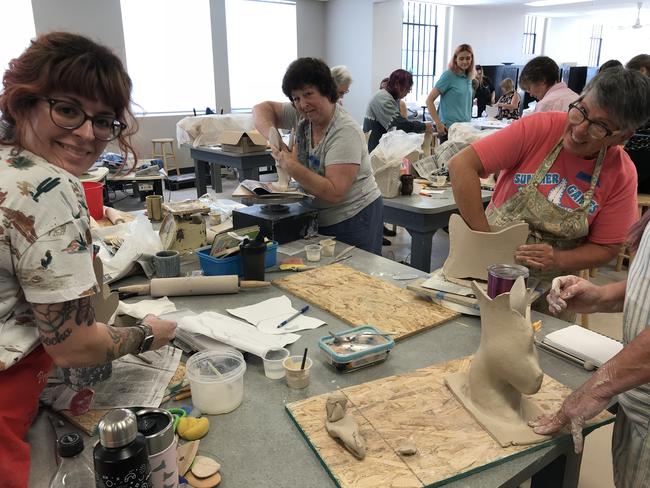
left=177, top=416, right=210, bottom=440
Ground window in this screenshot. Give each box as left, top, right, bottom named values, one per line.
left=522, top=15, right=543, bottom=55
left=120, top=0, right=215, bottom=115
left=225, top=0, right=296, bottom=112
left=401, top=1, right=446, bottom=103
left=0, top=0, right=35, bottom=76
left=588, top=24, right=603, bottom=67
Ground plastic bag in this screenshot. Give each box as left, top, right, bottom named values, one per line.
left=370, top=130, right=424, bottom=198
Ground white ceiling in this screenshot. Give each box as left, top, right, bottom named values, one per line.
left=415, top=1, right=645, bottom=20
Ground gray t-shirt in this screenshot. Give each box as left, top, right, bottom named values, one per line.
left=280, top=103, right=380, bottom=227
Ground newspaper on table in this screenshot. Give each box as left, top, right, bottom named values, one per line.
left=90, top=345, right=182, bottom=409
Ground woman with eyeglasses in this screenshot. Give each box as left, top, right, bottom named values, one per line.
left=331, top=65, right=352, bottom=104
left=448, top=68, right=650, bottom=318
left=253, top=57, right=383, bottom=254
left=0, top=32, right=176, bottom=485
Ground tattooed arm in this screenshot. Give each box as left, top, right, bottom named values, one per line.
left=32, top=297, right=176, bottom=368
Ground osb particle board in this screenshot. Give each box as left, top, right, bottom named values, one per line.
left=286, top=357, right=613, bottom=488
left=273, top=264, right=459, bottom=341
left=59, top=361, right=186, bottom=435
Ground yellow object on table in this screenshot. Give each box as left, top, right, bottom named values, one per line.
left=177, top=416, right=210, bottom=441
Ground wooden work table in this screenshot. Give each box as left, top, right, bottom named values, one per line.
left=29, top=245, right=600, bottom=487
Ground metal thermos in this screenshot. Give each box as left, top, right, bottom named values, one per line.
left=136, top=408, right=178, bottom=488
left=93, top=409, right=152, bottom=488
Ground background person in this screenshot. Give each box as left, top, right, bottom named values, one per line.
left=364, top=69, right=432, bottom=153
left=448, top=68, right=650, bottom=315
left=0, top=32, right=176, bottom=486
left=474, top=64, right=495, bottom=117
left=624, top=54, right=650, bottom=194
left=252, top=57, right=383, bottom=254
left=331, top=65, right=352, bottom=104
left=519, top=56, right=579, bottom=113
left=380, top=76, right=408, bottom=118
left=598, top=59, right=623, bottom=73
left=495, top=77, right=520, bottom=120
left=425, top=43, right=475, bottom=142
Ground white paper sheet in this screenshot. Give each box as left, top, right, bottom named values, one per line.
left=226, top=296, right=325, bottom=335
left=178, top=311, right=300, bottom=357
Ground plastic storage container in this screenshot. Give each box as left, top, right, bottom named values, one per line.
left=319, top=325, right=395, bottom=372
left=185, top=349, right=246, bottom=414
left=196, top=242, right=278, bottom=277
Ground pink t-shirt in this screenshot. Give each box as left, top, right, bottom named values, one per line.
left=534, top=82, right=579, bottom=113
left=472, top=112, right=638, bottom=245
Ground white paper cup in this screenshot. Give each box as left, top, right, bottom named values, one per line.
left=263, top=347, right=290, bottom=379
left=283, top=356, right=313, bottom=389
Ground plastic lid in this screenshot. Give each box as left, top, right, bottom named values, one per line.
left=57, top=432, right=84, bottom=457
left=98, top=409, right=138, bottom=448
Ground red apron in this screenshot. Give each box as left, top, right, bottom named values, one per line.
left=0, top=346, right=53, bottom=488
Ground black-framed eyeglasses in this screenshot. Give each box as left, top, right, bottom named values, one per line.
left=43, top=98, right=126, bottom=142
left=567, top=102, right=620, bottom=140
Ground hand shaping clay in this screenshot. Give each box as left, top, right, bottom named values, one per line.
left=445, top=277, right=549, bottom=447
left=268, top=126, right=290, bottom=191
left=443, top=214, right=529, bottom=281
left=324, top=393, right=367, bottom=459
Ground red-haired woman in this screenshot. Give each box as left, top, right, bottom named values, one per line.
left=426, top=43, right=475, bottom=141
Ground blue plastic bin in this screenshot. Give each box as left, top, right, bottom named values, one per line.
left=197, top=241, right=278, bottom=277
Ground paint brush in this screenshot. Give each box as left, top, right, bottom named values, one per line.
left=300, top=347, right=308, bottom=370
left=277, top=305, right=310, bottom=329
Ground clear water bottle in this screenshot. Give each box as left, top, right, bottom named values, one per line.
left=49, top=432, right=95, bottom=487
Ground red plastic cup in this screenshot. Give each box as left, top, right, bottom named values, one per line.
left=82, top=181, right=104, bottom=220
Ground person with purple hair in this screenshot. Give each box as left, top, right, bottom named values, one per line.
left=363, top=69, right=432, bottom=153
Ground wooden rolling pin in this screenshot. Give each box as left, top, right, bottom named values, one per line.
left=118, top=275, right=270, bottom=297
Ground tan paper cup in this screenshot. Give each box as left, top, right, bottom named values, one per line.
left=320, top=239, right=336, bottom=257
left=283, top=356, right=313, bottom=389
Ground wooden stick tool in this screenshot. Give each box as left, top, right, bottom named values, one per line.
left=118, top=275, right=270, bottom=297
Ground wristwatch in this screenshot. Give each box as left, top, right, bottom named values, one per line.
left=135, top=322, right=155, bottom=354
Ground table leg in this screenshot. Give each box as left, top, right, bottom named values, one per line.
left=194, top=159, right=208, bottom=197
left=210, top=162, right=223, bottom=193
left=239, top=167, right=260, bottom=182
left=531, top=446, right=582, bottom=488
left=406, top=229, right=434, bottom=272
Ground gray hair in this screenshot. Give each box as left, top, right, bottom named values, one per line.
left=582, top=68, right=650, bottom=131
left=330, top=65, right=353, bottom=88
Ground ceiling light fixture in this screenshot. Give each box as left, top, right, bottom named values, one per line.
left=525, top=0, right=591, bottom=7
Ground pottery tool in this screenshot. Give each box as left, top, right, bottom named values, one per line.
left=277, top=305, right=310, bottom=329
left=117, top=275, right=270, bottom=297
left=300, top=348, right=308, bottom=370
left=333, top=245, right=355, bottom=262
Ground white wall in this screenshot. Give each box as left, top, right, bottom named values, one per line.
left=450, top=5, right=531, bottom=67
left=372, top=0, right=402, bottom=92
left=325, top=0, right=374, bottom=123
left=296, top=0, right=326, bottom=60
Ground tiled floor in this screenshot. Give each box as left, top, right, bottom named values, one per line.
left=111, top=173, right=624, bottom=488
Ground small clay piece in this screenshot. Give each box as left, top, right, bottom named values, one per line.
left=443, top=214, right=529, bottom=281
left=324, top=392, right=366, bottom=460
left=326, top=392, right=348, bottom=422
left=177, top=440, right=200, bottom=476
left=185, top=471, right=221, bottom=487
left=268, top=126, right=290, bottom=190
left=191, top=455, right=221, bottom=479
left=445, top=277, right=549, bottom=447
left=396, top=439, right=417, bottom=456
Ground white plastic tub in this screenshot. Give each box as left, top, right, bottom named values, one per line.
left=185, top=349, right=246, bottom=414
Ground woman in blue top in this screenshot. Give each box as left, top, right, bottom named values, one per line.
left=425, top=44, right=475, bottom=141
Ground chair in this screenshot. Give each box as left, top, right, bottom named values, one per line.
left=616, top=193, right=650, bottom=271
left=151, top=138, right=179, bottom=176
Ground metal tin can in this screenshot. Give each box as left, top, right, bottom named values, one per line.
left=486, top=264, right=529, bottom=298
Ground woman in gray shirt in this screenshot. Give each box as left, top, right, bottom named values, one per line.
left=253, top=58, right=383, bottom=254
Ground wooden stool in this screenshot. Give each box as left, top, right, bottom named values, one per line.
left=616, top=193, right=650, bottom=271
left=152, top=138, right=179, bottom=176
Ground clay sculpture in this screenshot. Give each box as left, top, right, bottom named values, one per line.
left=325, top=392, right=367, bottom=459
left=445, top=277, right=549, bottom=447
left=268, top=126, right=291, bottom=191
left=442, top=214, right=529, bottom=281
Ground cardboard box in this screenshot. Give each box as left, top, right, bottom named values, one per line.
left=218, top=129, right=268, bottom=153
